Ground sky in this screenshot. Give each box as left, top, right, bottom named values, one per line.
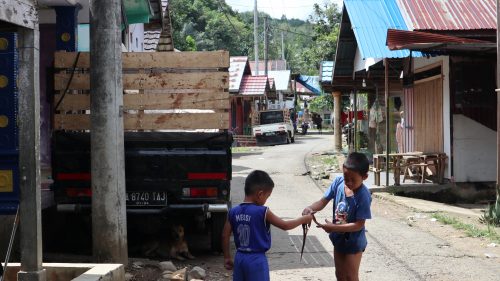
left=225, top=0, right=344, bottom=21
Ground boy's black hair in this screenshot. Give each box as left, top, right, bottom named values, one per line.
left=244, top=170, right=274, bottom=196
left=343, top=152, right=369, bottom=176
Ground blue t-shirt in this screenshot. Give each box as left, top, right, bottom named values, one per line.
left=229, top=203, right=271, bottom=253
left=324, top=176, right=372, bottom=253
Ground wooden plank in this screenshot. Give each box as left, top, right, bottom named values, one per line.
left=54, top=92, right=230, bottom=111
left=0, top=0, right=37, bottom=29
left=54, top=72, right=229, bottom=90
left=54, top=51, right=230, bottom=69
left=54, top=113, right=229, bottom=130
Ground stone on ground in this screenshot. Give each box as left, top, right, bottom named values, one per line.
left=160, top=261, right=177, bottom=272
left=188, top=266, right=206, bottom=280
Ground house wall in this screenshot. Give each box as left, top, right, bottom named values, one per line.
left=413, top=56, right=451, bottom=179
left=453, top=115, right=496, bottom=182
left=128, top=24, right=144, bottom=52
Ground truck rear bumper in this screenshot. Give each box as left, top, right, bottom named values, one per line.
left=56, top=203, right=228, bottom=214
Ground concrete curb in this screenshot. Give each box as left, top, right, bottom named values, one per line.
left=372, top=192, right=482, bottom=219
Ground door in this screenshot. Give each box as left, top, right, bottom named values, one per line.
left=413, top=75, right=443, bottom=153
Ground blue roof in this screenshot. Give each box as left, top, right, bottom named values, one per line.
left=297, top=75, right=321, bottom=95
left=319, top=61, right=334, bottom=82
left=344, top=0, right=416, bottom=59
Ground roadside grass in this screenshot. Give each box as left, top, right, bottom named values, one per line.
left=231, top=147, right=252, bottom=153
left=432, top=213, right=500, bottom=243
left=319, top=155, right=338, bottom=167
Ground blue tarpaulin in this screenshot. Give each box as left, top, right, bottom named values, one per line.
left=296, top=75, right=321, bottom=95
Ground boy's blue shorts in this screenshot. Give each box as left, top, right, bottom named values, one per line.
left=233, top=251, right=269, bottom=281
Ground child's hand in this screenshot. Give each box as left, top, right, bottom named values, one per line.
left=317, top=219, right=335, bottom=233
left=224, top=258, right=233, bottom=270
left=302, top=213, right=313, bottom=225
left=302, top=206, right=314, bottom=215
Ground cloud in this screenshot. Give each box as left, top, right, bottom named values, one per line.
left=225, top=0, right=343, bottom=20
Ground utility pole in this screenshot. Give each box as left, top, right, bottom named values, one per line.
left=385, top=58, right=390, bottom=187
left=281, top=31, right=285, bottom=60
left=496, top=0, right=500, bottom=203
left=90, top=0, right=128, bottom=263
left=254, top=0, right=259, bottom=75
left=17, top=25, right=46, bottom=281
left=264, top=16, right=269, bottom=76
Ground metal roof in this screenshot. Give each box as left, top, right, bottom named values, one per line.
left=344, top=0, right=412, bottom=59
left=387, top=28, right=491, bottom=49
left=387, top=29, right=496, bottom=54
left=229, top=56, right=251, bottom=93
left=239, top=75, right=270, bottom=97
left=144, top=30, right=161, bottom=52
left=319, top=61, right=334, bottom=83
left=398, top=0, right=496, bottom=31
left=266, top=70, right=291, bottom=91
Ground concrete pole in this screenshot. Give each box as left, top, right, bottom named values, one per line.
left=254, top=0, right=259, bottom=75
left=17, top=27, right=46, bottom=281
left=90, top=0, right=128, bottom=263
left=264, top=16, right=268, bottom=76
left=333, top=91, right=342, bottom=152
left=496, top=0, right=500, bottom=202
left=353, top=90, right=358, bottom=152
left=385, top=58, right=390, bottom=187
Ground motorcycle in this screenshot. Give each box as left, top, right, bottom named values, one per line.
left=301, top=121, right=309, bottom=135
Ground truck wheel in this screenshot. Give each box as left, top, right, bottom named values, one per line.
left=210, top=212, right=227, bottom=252
left=290, top=132, right=295, bottom=143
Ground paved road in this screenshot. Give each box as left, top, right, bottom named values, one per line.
left=230, top=133, right=500, bottom=281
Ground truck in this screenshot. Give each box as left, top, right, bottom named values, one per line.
left=252, top=109, right=295, bottom=146
left=50, top=51, right=231, bottom=252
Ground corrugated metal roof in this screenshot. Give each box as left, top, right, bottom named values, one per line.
left=267, top=70, right=290, bottom=91
left=143, top=30, right=161, bottom=52
left=319, top=61, right=334, bottom=82
left=387, top=28, right=490, bottom=50
left=344, top=0, right=411, bottom=59
left=239, top=75, right=269, bottom=96
left=249, top=60, right=287, bottom=73
left=398, top=0, right=496, bottom=31
left=229, top=56, right=251, bottom=92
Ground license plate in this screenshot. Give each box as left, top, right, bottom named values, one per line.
left=126, top=191, right=167, bottom=206
left=264, top=132, right=275, bottom=136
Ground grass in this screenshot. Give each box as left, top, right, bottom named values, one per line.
left=319, top=155, right=338, bottom=167
left=231, top=147, right=252, bottom=153
left=432, top=213, right=500, bottom=243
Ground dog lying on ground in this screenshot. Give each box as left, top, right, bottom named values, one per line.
left=141, top=225, right=195, bottom=260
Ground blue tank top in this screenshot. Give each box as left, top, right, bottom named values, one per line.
left=229, top=203, right=271, bottom=253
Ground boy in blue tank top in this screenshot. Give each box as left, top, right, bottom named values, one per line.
left=222, top=170, right=313, bottom=281
left=303, top=152, right=372, bottom=281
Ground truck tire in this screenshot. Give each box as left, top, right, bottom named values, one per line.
left=289, top=131, right=295, bottom=143
left=210, top=212, right=227, bottom=252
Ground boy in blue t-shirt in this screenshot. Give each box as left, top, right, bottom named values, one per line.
left=303, top=152, right=372, bottom=281
left=222, top=170, right=313, bottom=281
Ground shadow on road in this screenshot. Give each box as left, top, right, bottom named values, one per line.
left=269, top=234, right=333, bottom=270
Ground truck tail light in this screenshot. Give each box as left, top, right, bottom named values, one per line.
left=57, top=173, right=91, bottom=181
left=187, top=173, right=227, bottom=180
left=183, top=187, right=218, bottom=198
left=66, top=187, right=92, bottom=197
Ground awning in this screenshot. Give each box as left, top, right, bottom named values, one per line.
left=296, top=75, right=321, bottom=95
left=386, top=29, right=496, bottom=54
left=123, top=0, right=154, bottom=25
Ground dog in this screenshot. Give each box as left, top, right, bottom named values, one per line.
left=141, top=225, right=195, bottom=260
